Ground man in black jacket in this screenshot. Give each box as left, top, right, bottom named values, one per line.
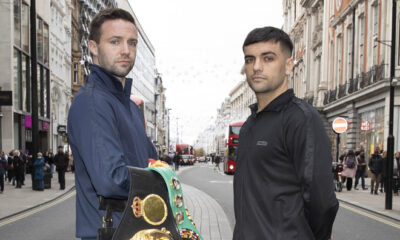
left=54, top=146, right=69, bottom=190
left=233, top=26, right=338, bottom=240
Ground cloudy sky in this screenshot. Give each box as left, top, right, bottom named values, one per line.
left=129, top=0, right=283, bottom=144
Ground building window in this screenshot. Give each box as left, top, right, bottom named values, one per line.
left=14, top=0, right=21, bottom=47
left=372, top=4, right=379, bottom=65
left=37, top=18, right=43, bottom=62
left=43, top=23, right=49, bottom=66
left=22, top=54, right=28, bottom=112
left=347, top=26, right=353, bottom=79
left=359, top=15, right=365, bottom=73
left=13, top=49, right=21, bottom=110
left=336, top=35, right=342, bottom=85
left=73, top=63, right=78, bottom=84
left=21, top=3, right=29, bottom=53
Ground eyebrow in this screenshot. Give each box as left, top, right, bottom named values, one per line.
left=106, top=36, right=137, bottom=41
left=244, top=51, right=277, bottom=58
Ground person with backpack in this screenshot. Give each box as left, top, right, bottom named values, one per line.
left=368, top=148, right=384, bottom=195
left=342, top=150, right=358, bottom=191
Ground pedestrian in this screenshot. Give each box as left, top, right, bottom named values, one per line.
left=54, top=146, right=69, bottom=190
left=173, top=152, right=180, bottom=171
left=393, top=152, right=400, bottom=196
left=342, top=150, right=358, bottom=191
left=7, top=150, right=14, bottom=184
left=13, top=150, right=24, bottom=188
left=368, top=148, right=384, bottom=195
left=67, top=8, right=157, bottom=240
left=33, top=152, right=45, bottom=191
left=214, top=154, right=221, bottom=171
left=380, top=150, right=387, bottom=193
left=233, top=26, right=338, bottom=240
left=354, top=151, right=368, bottom=190
left=48, top=149, right=55, bottom=174
left=0, top=151, right=7, bottom=193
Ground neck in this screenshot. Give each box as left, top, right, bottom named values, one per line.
left=116, top=76, right=126, bottom=89
left=255, top=82, right=288, bottom=113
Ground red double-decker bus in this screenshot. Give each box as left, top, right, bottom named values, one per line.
left=224, top=122, right=243, bottom=174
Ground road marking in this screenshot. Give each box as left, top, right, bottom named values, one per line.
left=0, top=190, right=76, bottom=227
left=209, top=180, right=233, bottom=184
left=340, top=203, right=400, bottom=230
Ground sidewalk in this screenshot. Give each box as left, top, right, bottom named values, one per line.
left=0, top=171, right=75, bottom=220
left=0, top=166, right=233, bottom=240
left=336, top=186, right=400, bottom=221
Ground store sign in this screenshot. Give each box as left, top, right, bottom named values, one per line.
left=42, top=121, right=49, bottom=130
left=361, top=121, right=370, bottom=131
left=57, top=125, right=67, bottom=133
left=0, top=91, right=12, bottom=106
left=25, top=115, right=32, bottom=128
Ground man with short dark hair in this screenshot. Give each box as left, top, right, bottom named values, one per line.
left=54, top=146, right=69, bottom=190
left=233, top=26, right=338, bottom=240
left=68, top=8, right=157, bottom=240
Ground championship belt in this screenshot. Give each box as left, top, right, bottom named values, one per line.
left=109, top=161, right=202, bottom=240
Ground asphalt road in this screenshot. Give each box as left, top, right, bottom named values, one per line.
left=1, top=163, right=399, bottom=239
left=179, top=163, right=400, bottom=240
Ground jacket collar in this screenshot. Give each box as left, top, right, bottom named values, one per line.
left=250, top=89, right=295, bottom=115
left=89, top=64, right=132, bottom=97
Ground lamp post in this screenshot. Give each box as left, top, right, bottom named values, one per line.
left=385, top=0, right=397, bottom=210
left=30, top=0, right=39, bottom=190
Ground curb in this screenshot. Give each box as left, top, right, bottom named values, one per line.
left=337, top=197, right=400, bottom=222
left=0, top=185, right=76, bottom=222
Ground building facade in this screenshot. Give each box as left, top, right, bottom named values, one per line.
left=0, top=0, right=51, bottom=153
left=229, top=80, right=256, bottom=123
left=283, top=0, right=400, bottom=159
left=50, top=0, right=72, bottom=151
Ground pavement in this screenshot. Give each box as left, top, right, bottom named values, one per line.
left=335, top=184, right=400, bottom=221
left=1, top=168, right=399, bottom=240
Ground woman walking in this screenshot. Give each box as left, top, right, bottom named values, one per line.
left=342, top=150, right=358, bottom=191
left=33, top=152, right=45, bottom=191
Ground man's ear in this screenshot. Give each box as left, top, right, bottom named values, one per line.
left=285, top=57, right=294, bottom=75
left=88, top=40, right=98, bottom=58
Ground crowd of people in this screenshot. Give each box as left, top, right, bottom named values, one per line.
left=339, top=148, right=400, bottom=195
left=0, top=147, right=72, bottom=194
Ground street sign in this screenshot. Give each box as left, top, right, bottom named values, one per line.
left=361, top=121, right=370, bottom=131
left=332, top=117, right=348, bottom=134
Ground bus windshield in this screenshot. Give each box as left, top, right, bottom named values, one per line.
left=230, top=126, right=241, bottom=135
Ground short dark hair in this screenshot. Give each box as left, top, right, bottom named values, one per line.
left=243, top=26, right=293, bottom=55
left=89, top=8, right=136, bottom=43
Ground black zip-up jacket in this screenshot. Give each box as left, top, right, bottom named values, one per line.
left=233, top=89, right=338, bottom=240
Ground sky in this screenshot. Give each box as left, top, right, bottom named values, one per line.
left=129, top=0, right=284, bottom=144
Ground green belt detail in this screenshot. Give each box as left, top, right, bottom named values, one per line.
left=147, top=166, right=202, bottom=239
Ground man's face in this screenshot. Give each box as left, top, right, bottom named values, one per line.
left=243, top=41, right=293, bottom=95
left=89, top=19, right=138, bottom=80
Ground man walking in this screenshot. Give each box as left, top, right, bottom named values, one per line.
left=233, top=26, right=338, bottom=240
left=54, top=146, right=69, bottom=190
left=369, top=148, right=383, bottom=195
left=68, top=8, right=157, bottom=240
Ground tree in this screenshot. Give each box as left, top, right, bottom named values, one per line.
left=195, top=148, right=205, bottom=156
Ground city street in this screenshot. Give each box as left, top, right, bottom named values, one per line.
left=0, top=163, right=399, bottom=239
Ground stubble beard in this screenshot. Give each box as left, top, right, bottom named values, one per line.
left=97, top=50, right=134, bottom=78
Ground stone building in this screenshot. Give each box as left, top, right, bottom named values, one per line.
left=283, top=0, right=400, bottom=158
left=0, top=0, right=51, bottom=153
